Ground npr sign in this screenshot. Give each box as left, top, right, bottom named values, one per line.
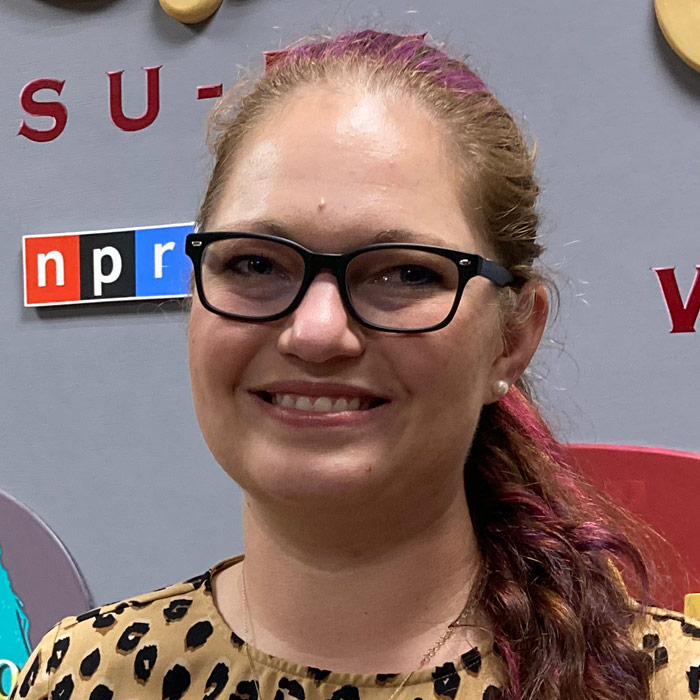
left=23, top=223, right=193, bottom=306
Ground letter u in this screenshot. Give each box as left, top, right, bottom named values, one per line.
left=108, top=66, right=161, bottom=132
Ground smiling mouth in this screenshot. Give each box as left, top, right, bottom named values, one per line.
left=256, top=392, right=388, bottom=413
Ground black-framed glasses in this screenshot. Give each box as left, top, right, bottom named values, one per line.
left=185, top=232, right=515, bottom=333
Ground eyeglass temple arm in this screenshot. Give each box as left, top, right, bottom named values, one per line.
left=478, top=258, right=515, bottom=287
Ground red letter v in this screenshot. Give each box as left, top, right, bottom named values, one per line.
left=654, top=265, right=700, bottom=333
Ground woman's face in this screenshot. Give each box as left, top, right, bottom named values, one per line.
left=189, top=87, right=519, bottom=509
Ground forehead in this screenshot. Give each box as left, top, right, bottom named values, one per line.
left=210, top=87, right=482, bottom=253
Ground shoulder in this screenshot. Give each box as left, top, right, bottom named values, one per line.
left=10, top=564, right=231, bottom=700
left=629, top=604, right=700, bottom=699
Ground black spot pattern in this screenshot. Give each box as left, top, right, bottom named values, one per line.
left=88, top=685, right=113, bottom=700
left=231, top=632, right=245, bottom=648
left=688, top=666, right=700, bottom=696
left=134, top=644, right=158, bottom=684
left=306, top=668, right=331, bottom=685
left=639, top=652, right=655, bottom=675
left=642, top=633, right=659, bottom=650
left=75, top=608, right=101, bottom=623
left=653, top=612, right=683, bottom=622
left=185, top=572, right=212, bottom=593
left=162, top=664, right=191, bottom=700
left=461, top=648, right=482, bottom=674
left=163, top=599, right=193, bottom=623
left=129, top=599, right=154, bottom=609
left=93, top=614, right=116, bottom=631
left=639, top=630, right=671, bottom=673
left=682, top=621, right=700, bottom=639
left=230, top=679, right=259, bottom=700
left=274, top=678, right=305, bottom=700
left=375, top=674, right=398, bottom=686
left=203, top=663, right=229, bottom=700
left=654, top=646, right=669, bottom=668
left=327, top=687, right=359, bottom=700
left=18, top=653, right=40, bottom=698
left=186, top=621, right=214, bottom=650
left=97, top=601, right=129, bottom=616
left=432, top=663, right=460, bottom=700
left=79, top=649, right=101, bottom=679
left=482, top=687, right=502, bottom=700
left=116, top=622, right=150, bottom=653
left=46, top=638, right=70, bottom=674
left=51, top=675, right=74, bottom=700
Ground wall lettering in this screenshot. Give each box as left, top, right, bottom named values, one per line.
left=654, top=265, right=700, bottom=333
left=108, top=66, right=161, bottom=132
left=23, top=223, right=193, bottom=306
left=17, top=65, right=224, bottom=142
left=17, top=78, right=68, bottom=143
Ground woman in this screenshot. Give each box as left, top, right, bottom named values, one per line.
left=11, top=30, right=700, bottom=700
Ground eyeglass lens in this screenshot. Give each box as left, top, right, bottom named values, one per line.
left=200, top=238, right=460, bottom=330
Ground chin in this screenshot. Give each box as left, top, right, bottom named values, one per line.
left=220, top=447, right=387, bottom=506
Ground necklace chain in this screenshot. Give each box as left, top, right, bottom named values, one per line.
left=240, top=565, right=458, bottom=700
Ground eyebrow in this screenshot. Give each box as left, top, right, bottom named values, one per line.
left=210, top=219, right=450, bottom=248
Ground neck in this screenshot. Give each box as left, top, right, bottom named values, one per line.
left=214, top=480, right=487, bottom=673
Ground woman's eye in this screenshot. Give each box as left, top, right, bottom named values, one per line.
left=377, top=265, right=442, bottom=286
left=228, top=255, right=276, bottom=275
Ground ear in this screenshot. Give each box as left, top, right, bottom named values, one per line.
left=485, top=283, right=549, bottom=404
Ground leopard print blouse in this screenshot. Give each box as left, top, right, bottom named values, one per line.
left=10, top=556, right=700, bottom=700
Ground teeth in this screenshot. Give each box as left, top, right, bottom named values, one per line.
left=296, top=396, right=314, bottom=411
left=270, top=394, right=374, bottom=413
left=314, top=397, right=333, bottom=412
left=280, top=394, right=295, bottom=408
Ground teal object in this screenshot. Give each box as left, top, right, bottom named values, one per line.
left=0, top=544, right=30, bottom=695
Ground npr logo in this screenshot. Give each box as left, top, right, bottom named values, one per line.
left=23, top=223, right=193, bottom=306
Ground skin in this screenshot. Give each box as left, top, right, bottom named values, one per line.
left=188, top=86, right=548, bottom=673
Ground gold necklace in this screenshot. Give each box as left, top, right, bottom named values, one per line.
left=240, top=565, right=459, bottom=700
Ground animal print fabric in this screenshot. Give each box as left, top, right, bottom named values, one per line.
left=10, top=556, right=700, bottom=700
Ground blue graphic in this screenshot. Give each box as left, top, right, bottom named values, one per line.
left=0, top=544, right=30, bottom=696
left=135, top=223, right=193, bottom=298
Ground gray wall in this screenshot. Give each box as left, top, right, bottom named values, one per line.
left=1, top=0, right=699, bottom=611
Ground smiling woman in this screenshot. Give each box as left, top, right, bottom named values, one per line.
left=11, top=30, right=700, bottom=700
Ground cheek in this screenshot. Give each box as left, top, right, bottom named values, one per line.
left=187, top=306, right=257, bottom=406
left=396, top=308, right=500, bottom=412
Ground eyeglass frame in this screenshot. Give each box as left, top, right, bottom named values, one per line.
left=185, top=231, right=516, bottom=334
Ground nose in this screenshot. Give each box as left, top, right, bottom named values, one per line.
left=277, top=272, right=364, bottom=363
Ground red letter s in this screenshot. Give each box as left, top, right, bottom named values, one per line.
left=18, top=78, right=68, bottom=143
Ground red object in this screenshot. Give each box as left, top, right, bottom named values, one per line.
left=24, top=235, right=81, bottom=305
left=568, top=443, right=700, bottom=610
left=108, top=66, right=161, bottom=132
left=18, top=78, right=68, bottom=143
left=197, top=84, right=223, bottom=100
left=654, top=266, right=700, bottom=333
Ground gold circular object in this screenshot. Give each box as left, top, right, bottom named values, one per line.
left=159, top=0, right=223, bottom=24
left=655, top=0, right=700, bottom=72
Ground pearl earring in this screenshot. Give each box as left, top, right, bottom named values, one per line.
left=494, top=380, right=509, bottom=399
